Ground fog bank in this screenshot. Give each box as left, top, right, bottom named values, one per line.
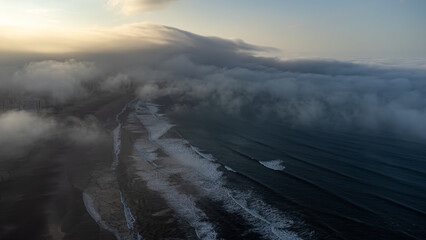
left=1, top=23, right=426, bottom=139
left=0, top=110, right=105, bottom=158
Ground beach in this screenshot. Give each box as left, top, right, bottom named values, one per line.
left=0, top=93, right=131, bottom=240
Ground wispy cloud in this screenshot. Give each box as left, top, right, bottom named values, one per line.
left=107, top=0, right=179, bottom=15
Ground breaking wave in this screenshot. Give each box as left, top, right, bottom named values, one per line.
left=260, top=160, right=286, bottom=171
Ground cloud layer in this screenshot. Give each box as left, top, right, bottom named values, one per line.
left=0, top=111, right=57, bottom=158
left=0, top=23, right=271, bottom=55
left=0, top=111, right=106, bottom=158
left=13, top=60, right=97, bottom=102
left=1, top=23, right=426, bottom=140
left=131, top=56, right=426, bottom=138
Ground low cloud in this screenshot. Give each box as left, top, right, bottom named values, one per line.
left=0, top=59, right=131, bottom=103
left=1, top=23, right=426, bottom=140
left=12, top=59, right=97, bottom=102
left=65, top=116, right=107, bottom=145
left=133, top=56, right=426, bottom=139
left=108, top=0, right=179, bottom=15
left=0, top=111, right=57, bottom=158
left=0, top=111, right=106, bottom=158
left=100, top=73, right=132, bottom=92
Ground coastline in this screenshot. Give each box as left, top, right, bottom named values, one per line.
left=0, top=93, right=132, bottom=240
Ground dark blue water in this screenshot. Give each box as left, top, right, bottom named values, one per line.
left=163, top=106, right=426, bottom=240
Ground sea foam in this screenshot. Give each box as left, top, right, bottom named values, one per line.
left=260, top=160, right=286, bottom=171
left=127, top=100, right=302, bottom=240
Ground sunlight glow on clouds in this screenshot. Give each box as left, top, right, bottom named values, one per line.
left=0, top=0, right=424, bottom=58
left=0, top=23, right=175, bottom=53
left=0, top=22, right=270, bottom=56
left=108, top=0, right=179, bottom=15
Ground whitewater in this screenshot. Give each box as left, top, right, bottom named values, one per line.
left=83, top=99, right=306, bottom=240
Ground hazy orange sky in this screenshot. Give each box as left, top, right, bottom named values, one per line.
left=0, top=0, right=425, bottom=59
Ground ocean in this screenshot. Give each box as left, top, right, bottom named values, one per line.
left=135, top=99, right=426, bottom=240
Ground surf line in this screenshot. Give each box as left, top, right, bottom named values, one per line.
left=113, top=98, right=144, bottom=240
left=227, top=191, right=295, bottom=240
left=83, top=192, right=122, bottom=240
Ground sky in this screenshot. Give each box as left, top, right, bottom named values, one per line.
left=0, top=0, right=425, bottom=59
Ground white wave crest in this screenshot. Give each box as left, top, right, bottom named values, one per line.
left=224, top=165, right=237, bottom=172
left=135, top=103, right=173, bottom=140
left=120, top=192, right=136, bottom=230
left=260, top=160, right=286, bottom=171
